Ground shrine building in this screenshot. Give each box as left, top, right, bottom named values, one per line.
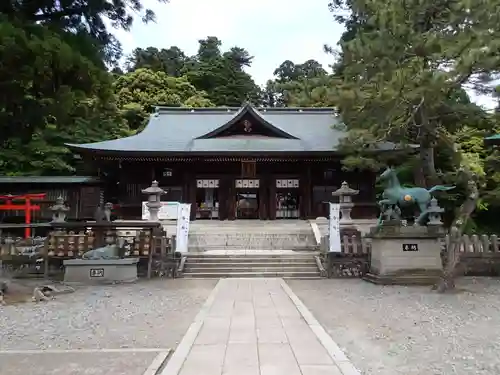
left=67, top=104, right=395, bottom=221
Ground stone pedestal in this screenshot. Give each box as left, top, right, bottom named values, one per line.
left=363, top=223, right=444, bottom=285
left=63, top=258, right=139, bottom=285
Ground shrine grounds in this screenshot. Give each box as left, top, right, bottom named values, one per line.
left=0, top=279, right=217, bottom=375
left=288, top=277, right=500, bottom=375
left=1, top=277, right=500, bottom=375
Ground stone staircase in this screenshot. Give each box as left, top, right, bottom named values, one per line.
left=187, top=220, right=318, bottom=252
left=183, top=252, right=321, bottom=279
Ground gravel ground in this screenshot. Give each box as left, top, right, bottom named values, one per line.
left=0, top=279, right=217, bottom=350
left=0, top=352, right=159, bottom=375
left=287, top=277, right=500, bottom=375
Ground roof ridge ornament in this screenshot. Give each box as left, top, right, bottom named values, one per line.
left=243, top=119, right=252, bottom=133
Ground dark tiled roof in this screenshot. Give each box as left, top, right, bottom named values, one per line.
left=0, top=176, right=100, bottom=184
left=66, top=105, right=344, bottom=154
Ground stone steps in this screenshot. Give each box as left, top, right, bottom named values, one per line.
left=188, top=234, right=317, bottom=251
left=182, top=254, right=321, bottom=279
left=187, top=220, right=318, bottom=252
left=183, top=272, right=321, bottom=279
left=185, top=266, right=318, bottom=272
left=185, top=259, right=315, bottom=265
left=188, top=245, right=316, bottom=252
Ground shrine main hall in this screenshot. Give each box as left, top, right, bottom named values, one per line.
left=67, top=104, right=388, bottom=221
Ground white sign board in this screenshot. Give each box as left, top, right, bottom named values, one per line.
left=175, top=203, right=191, bottom=253
left=141, top=201, right=179, bottom=220
left=329, top=203, right=342, bottom=253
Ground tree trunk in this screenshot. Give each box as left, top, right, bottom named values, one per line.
left=419, top=145, right=438, bottom=187
left=413, top=163, right=426, bottom=187
left=433, top=173, right=478, bottom=293
left=416, top=103, right=439, bottom=188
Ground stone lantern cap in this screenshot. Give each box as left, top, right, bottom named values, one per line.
left=141, top=181, right=165, bottom=195
left=50, top=196, right=69, bottom=212
left=332, top=181, right=359, bottom=196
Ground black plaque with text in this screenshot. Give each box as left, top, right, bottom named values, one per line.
left=402, top=243, right=419, bottom=252
left=90, top=268, right=104, bottom=277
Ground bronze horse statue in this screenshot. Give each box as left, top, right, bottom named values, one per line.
left=377, top=167, right=454, bottom=225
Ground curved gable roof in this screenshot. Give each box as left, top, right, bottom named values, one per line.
left=66, top=105, right=344, bottom=154
left=197, top=103, right=298, bottom=139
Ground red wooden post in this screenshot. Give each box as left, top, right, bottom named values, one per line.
left=0, top=193, right=46, bottom=238
left=25, top=197, right=31, bottom=239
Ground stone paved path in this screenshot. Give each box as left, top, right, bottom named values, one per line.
left=160, top=278, right=360, bottom=375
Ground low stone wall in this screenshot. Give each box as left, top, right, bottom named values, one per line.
left=319, top=234, right=370, bottom=278
left=323, top=252, right=369, bottom=278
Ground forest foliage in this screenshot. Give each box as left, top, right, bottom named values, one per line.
left=1, top=0, right=500, bottom=231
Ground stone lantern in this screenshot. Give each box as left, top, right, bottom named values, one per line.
left=5, top=237, right=16, bottom=256
left=142, top=181, right=165, bottom=221
left=331, top=181, right=359, bottom=224
left=50, top=196, right=69, bottom=223
left=427, top=198, right=444, bottom=226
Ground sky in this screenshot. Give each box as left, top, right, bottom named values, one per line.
left=113, top=0, right=496, bottom=110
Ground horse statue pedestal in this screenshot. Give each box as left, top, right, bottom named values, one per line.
left=63, top=258, right=139, bottom=285
left=363, top=221, right=444, bottom=285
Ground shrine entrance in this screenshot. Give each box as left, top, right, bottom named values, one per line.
left=235, top=179, right=260, bottom=219
left=275, top=178, right=300, bottom=219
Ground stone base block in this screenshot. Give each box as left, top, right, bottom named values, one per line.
left=365, top=225, right=443, bottom=285
left=363, top=269, right=442, bottom=285
left=63, top=258, right=139, bottom=285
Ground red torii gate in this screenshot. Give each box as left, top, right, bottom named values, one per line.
left=0, top=193, right=46, bottom=238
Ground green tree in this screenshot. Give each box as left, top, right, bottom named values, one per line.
left=125, top=38, right=261, bottom=107
left=276, top=75, right=338, bottom=107
left=184, top=37, right=261, bottom=106
left=263, top=59, right=328, bottom=107
left=1, top=0, right=167, bottom=64
left=126, top=46, right=189, bottom=77
left=114, top=68, right=214, bottom=131
left=0, top=19, right=131, bottom=175
left=326, top=0, right=500, bottom=291
left=329, top=0, right=500, bottom=185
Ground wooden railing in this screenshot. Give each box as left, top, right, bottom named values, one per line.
left=443, top=234, right=500, bottom=254
left=0, top=221, right=177, bottom=279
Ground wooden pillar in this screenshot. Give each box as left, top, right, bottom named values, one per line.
left=269, top=175, right=276, bottom=220
left=187, top=172, right=196, bottom=221
left=182, top=170, right=190, bottom=204
left=218, top=177, right=228, bottom=220
left=259, top=174, right=268, bottom=220
left=299, top=183, right=305, bottom=220
left=229, top=178, right=236, bottom=220
left=303, top=163, right=312, bottom=219
left=115, top=160, right=123, bottom=205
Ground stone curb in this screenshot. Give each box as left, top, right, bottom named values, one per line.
left=158, top=279, right=223, bottom=375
